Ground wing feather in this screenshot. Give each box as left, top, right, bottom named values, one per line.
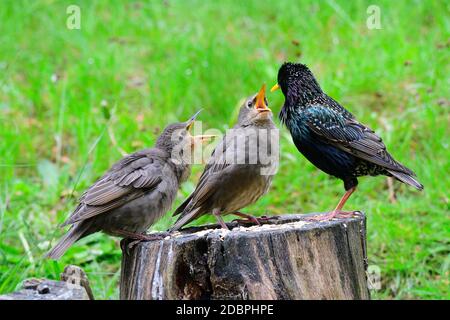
left=61, top=149, right=165, bottom=226
left=172, top=133, right=231, bottom=219
left=305, top=106, right=415, bottom=175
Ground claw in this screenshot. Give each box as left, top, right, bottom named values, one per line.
left=120, top=232, right=170, bottom=255
left=139, top=232, right=170, bottom=241
left=126, top=239, right=142, bottom=254
left=232, top=218, right=260, bottom=226
left=232, top=215, right=278, bottom=227
left=259, top=215, right=280, bottom=222
left=120, top=238, right=136, bottom=256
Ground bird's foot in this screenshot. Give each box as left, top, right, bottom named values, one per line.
left=254, top=215, right=280, bottom=225
left=306, top=210, right=359, bottom=222
left=232, top=218, right=258, bottom=226
left=232, top=216, right=261, bottom=226
left=120, top=232, right=169, bottom=255
left=260, top=215, right=280, bottom=221
left=120, top=238, right=133, bottom=255
left=137, top=231, right=170, bottom=241
left=232, top=214, right=279, bottom=226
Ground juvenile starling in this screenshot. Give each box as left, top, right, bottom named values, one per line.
left=271, top=62, right=423, bottom=220
left=169, top=85, right=278, bottom=231
left=46, top=111, right=214, bottom=259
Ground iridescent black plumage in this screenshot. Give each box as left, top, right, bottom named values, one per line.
left=275, top=62, right=422, bottom=219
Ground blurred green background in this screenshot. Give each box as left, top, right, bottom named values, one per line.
left=0, top=0, right=448, bottom=299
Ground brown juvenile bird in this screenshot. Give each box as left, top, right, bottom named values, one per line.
left=46, top=111, right=214, bottom=259
left=169, top=85, right=278, bottom=231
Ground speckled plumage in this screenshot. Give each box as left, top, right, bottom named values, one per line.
left=277, top=62, right=423, bottom=192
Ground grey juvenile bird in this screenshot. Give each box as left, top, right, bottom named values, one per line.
left=169, top=85, right=278, bottom=231
left=46, top=111, right=214, bottom=259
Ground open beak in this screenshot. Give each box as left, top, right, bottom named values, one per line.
left=255, top=84, right=271, bottom=112
left=192, top=134, right=217, bottom=144
left=270, top=83, right=280, bottom=92
left=185, top=110, right=217, bottom=145
left=185, top=109, right=202, bottom=131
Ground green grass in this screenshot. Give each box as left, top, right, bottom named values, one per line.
left=0, top=0, right=448, bottom=299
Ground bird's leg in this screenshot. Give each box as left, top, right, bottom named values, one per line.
left=212, top=209, right=229, bottom=230
left=308, top=187, right=357, bottom=221
left=333, top=186, right=357, bottom=215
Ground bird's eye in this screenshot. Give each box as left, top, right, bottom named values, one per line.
left=247, top=100, right=253, bottom=108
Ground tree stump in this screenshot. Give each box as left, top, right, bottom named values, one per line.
left=120, top=213, right=369, bottom=300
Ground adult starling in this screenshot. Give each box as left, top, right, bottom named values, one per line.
left=46, top=111, right=214, bottom=259
left=271, top=62, right=423, bottom=220
left=169, top=85, right=278, bottom=231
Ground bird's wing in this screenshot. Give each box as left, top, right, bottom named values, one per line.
left=171, top=124, right=278, bottom=230
left=172, top=134, right=232, bottom=218
left=304, top=105, right=415, bottom=175
left=62, top=149, right=164, bottom=226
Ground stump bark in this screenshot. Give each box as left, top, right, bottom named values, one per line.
left=120, top=213, right=369, bottom=300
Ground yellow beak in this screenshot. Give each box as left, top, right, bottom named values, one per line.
left=191, top=134, right=217, bottom=146
left=270, top=83, right=280, bottom=92
left=255, top=84, right=270, bottom=111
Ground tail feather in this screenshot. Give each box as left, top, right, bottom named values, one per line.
left=172, top=195, right=193, bottom=217
left=168, top=207, right=201, bottom=232
left=388, top=170, right=424, bottom=191
left=45, top=223, right=90, bottom=260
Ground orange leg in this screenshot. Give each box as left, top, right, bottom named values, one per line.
left=308, top=187, right=358, bottom=221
